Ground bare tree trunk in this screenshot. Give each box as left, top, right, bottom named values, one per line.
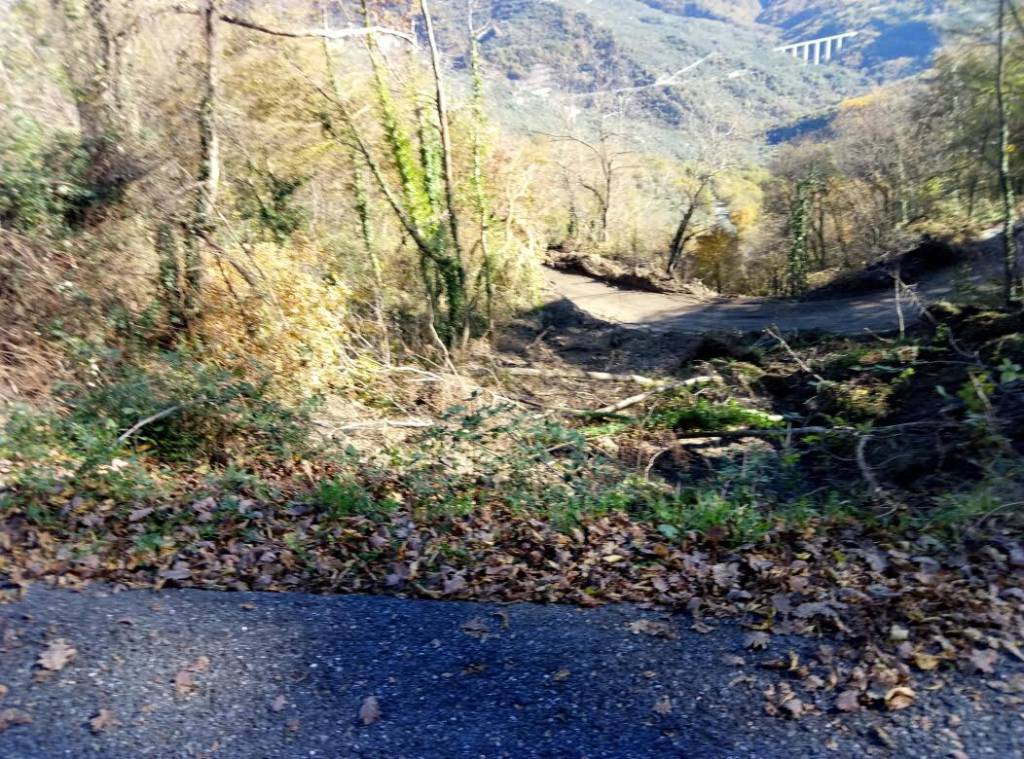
left=468, top=3, right=495, bottom=334
left=666, top=203, right=696, bottom=276
left=666, top=176, right=710, bottom=276
left=421, top=0, right=463, bottom=262
left=184, top=0, right=221, bottom=328
left=198, top=0, right=221, bottom=227
left=996, top=0, right=1021, bottom=305
left=600, top=158, right=612, bottom=243
left=320, top=30, right=390, bottom=361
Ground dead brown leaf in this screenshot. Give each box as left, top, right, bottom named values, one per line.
left=781, top=697, right=804, bottom=719
left=0, top=683, right=7, bottom=701
left=968, top=648, right=998, bottom=674
left=626, top=619, right=678, bottom=640
left=174, top=669, right=196, bottom=698
left=461, top=617, right=491, bottom=640
left=884, top=686, right=916, bottom=711
left=173, top=656, right=209, bottom=698
left=443, top=574, right=467, bottom=595
left=0, top=708, right=32, bottom=731
left=359, top=695, right=381, bottom=726
left=652, top=695, right=673, bottom=716
left=743, top=632, right=770, bottom=651
left=836, top=690, right=861, bottom=713
left=552, top=668, right=571, bottom=682
left=89, top=708, right=119, bottom=734
left=913, top=652, right=941, bottom=671
left=37, top=639, right=76, bottom=672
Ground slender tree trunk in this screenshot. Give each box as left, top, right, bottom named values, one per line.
left=666, top=202, right=697, bottom=276
left=599, top=158, right=613, bottom=243
left=184, top=0, right=221, bottom=328
left=787, top=178, right=811, bottom=296
left=468, top=9, right=495, bottom=334
left=997, top=0, right=1021, bottom=304
left=815, top=196, right=828, bottom=267
left=420, top=0, right=468, bottom=343
left=420, top=0, right=463, bottom=260
left=320, top=31, right=391, bottom=361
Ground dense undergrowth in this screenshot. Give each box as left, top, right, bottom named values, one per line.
left=1, top=285, right=1023, bottom=717
left=2, top=299, right=1021, bottom=548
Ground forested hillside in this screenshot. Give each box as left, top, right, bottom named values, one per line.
left=427, top=0, right=952, bottom=146
left=0, top=1, right=1023, bottom=753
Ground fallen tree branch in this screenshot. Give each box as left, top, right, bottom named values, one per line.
left=117, top=404, right=189, bottom=445
left=671, top=420, right=955, bottom=443
left=491, top=367, right=672, bottom=386
left=164, top=6, right=415, bottom=44
left=856, top=433, right=901, bottom=514
left=765, top=326, right=826, bottom=384
left=583, top=376, right=718, bottom=416
left=673, top=425, right=842, bottom=441
left=327, top=418, right=437, bottom=432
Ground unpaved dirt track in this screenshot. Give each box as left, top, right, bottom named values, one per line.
left=543, top=231, right=1020, bottom=335
left=544, top=268, right=916, bottom=334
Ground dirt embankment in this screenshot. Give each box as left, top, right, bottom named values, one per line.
left=545, top=248, right=715, bottom=298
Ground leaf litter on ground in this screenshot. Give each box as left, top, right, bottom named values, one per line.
left=1, top=459, right=1023, bottom=724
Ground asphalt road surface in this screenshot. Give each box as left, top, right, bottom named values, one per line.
left=1, top=586, right=1022, bottom=758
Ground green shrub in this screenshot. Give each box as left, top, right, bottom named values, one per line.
left=0, top=116, right=113, bottom=234
left=652, top=397, right=782, bottom=432
left=314, top=477, right=389, bottom=519
left=55, top=349, right=315, bottom=462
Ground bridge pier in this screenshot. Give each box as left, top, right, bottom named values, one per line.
left=775, top=31, right=857, bottom=66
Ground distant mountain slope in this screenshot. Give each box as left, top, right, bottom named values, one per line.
left=756, top=0, right=949, bottom=79
left=431, top=0, right=952, bottom=150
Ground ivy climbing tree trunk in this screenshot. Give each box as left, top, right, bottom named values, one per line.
left=787, top=178, right=812, bottom=296
left=996, top=0, right=1021, bottom=305
left=421, top=0, right=468, bottom=345
left=155, top=222, right=184, bottom=328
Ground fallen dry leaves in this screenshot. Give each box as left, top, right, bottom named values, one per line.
left=174, top=656, right=210, bottom=699
left=884, top=686, right=916, bottom=711
left=0, top=466, right=1022, bottom=725
left=626, top=619, right=678, bottom=640
left=0, top=708, right=32, bottom=731
left=37, top=639, right=76, bottom=672
left=359, top=696, right=381, bottom=726
left=89, top=708, right=119, bottom=734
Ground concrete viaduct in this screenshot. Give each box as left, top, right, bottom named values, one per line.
left=774, top=31, right=858, bottom=65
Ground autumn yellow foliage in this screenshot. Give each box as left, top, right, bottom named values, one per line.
left=201, top=241, right=350, bottom=395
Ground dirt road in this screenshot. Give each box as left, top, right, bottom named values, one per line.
left=544, top=268, right=916, bottom=334
left=543, top=230, right=1018, bottom=334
